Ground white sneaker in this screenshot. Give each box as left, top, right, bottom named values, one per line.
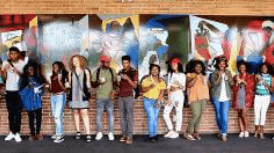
left=14, top=133, right=22, bottom=143
left=95, top=132, right=103, bottom=141
left=239, top=132, right=244, bottom=138
left=169, top=131, right=179, bottom=139
left=51, top=134, right=57, bottom=139
left=4, top=132, right=14, bottom=141
left=244, top=131, right=249, bottom=138
left=164, top=130, right=174, bottom=138
left=108, top=132, right=115, bottom=141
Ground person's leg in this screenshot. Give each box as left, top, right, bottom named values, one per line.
left=125, top=96, right=134, bottom=139
left=152, top=100, right=160, bottom=138
left=238, top=110, right=244, bottom=133
left=54, top=93, right=66, bottom=137
left=51, top=94, right=57, bottom=135
left=35, top=109, right=42, bottom=134
left=220, top=101, right=230, bottom=135
left=259, top=95, right=271, bottom=139
left=187, top=101, right=201, bottom=134
left=163, top=102, right=174, bottom=131
left=80, top=109, right=90, bottom=135
left=96, top=99, right=104, bottom=133
left=143, top=98, right=155, bottom=138
left=175, top=97, right=184, bottom=132
left=194, top=100, right=206, bottom=133
left=28, top=111, right=35, bottom=135
left=211, top=98, right=222, bottom=133
left=242, top=108, right=249, bottom=131
left=6, top=92, right=14, bottom=134
left=260, top=95, right=271, bottom=126
left=73, top=109, right=80, bottom=132
left=13, top=92, right=22, bottom=134
left=106, top=99, right=115, bottom=132
left=254, top=95, right=261, bottom=127
left=118, top=97, right=127, bottom=138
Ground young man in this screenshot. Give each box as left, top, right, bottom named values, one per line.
left=117, top=56, right=138, bottom=145
left=2, top=47, right=28, bottom=142
left=92, top=55, right=117, bottom=141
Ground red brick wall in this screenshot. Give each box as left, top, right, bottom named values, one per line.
left=1, top=88, right=274, bottom=135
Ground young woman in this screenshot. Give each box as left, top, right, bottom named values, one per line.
left=210, top=56, right=233, bottom=142
left=232, top=61, right=255, bottom=138
left=141, top=64, right=166, bottom=142
left=49, top=61, right=68, bottom=143
left=163, top=58, right=186, bottom=139
left=184, top=60, right=210, bottom=141
left=19, top=63, right=44, bottom=141
left=254, top=63, right=273, bottom=139
left=68, top=55, right=92, bottom=142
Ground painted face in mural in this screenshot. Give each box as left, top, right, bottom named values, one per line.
left=261, top=64, right=268, bottom=74
left=194, top=64, right=202, bottom=74
left=151, top=66, right=159, bottom=77
left=239, top=64, right=246, bottom=74
left=72, top=57, right=80, bottom=68
left=149, top=54, right=158, bottom=64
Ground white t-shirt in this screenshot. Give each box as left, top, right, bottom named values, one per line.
left=2, top=57, right=28, bottom=91
left=167, top=72, right=186, bottom=91
left=219, top=73, right=230, bottom=102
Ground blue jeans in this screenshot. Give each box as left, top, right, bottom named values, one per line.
left=143, top=98, right=160, bottom=137
left=96, top=98, right=114, bottom=132
left=51, top=93, right=66, bottom=136
left=211, top=98, right=230, bottom=134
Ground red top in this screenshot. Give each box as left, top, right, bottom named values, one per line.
left=51, top=76, right=64, bottom=94
left=231, top=73, right=255, bottom=109
left=118, top=69, right=138, bottom=97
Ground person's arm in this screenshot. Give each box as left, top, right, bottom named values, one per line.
left=122, top=72, right=137, bottom=88
left=57, top=74, right=66, bottom=91
left=211, top=71, right=222, bottom=86
left=186, top=74, right=198, bottom=88
left=158, top=78, right=166, bottom=101
left=85, top=69, right=92, bottom=92
left=141, top=77, right=155, bottom=93
left=1, top=63, right=8, bottom=81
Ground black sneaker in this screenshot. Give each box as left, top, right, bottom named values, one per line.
left=54, top=136, right=64, bottom=143
left=86, top=135, right=92, bottom=142
left=75, top=132, right=81, bottom=139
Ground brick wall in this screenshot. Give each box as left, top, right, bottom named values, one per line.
left=1, top=88, right=274, bottom=136
left=0, top=0, right=273, bottom=15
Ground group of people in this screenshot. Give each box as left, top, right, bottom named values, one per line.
left=1, top=46, right=274, bottom=145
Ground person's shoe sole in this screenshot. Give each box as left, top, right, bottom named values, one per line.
left=54, top=138, right=65, bottom=143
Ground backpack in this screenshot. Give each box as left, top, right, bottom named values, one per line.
left=95, top=67, right=115, bottom=89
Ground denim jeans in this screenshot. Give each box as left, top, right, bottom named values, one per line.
left=51, top=93, right=66, bottom=136
left=28, top=108, right=42, bottom=135
left=96, top=98, right=114, bottom=132
left=143, top=98, right=160, bottom=137
left=211, top=98, right=230, bottom=134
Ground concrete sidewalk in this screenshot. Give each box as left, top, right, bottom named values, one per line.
left=0, top=134, right=274, bottom=153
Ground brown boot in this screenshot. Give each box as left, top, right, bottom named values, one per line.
left=260, top=125, right=265, bottom=139
left=119, top=136, right=127, bottom=143
left=254, top=125, right=259, bottom=138
left=125, top=137, right=133, bottom=145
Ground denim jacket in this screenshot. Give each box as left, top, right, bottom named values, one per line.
left=19, top=77, right=44, bottom=111
left=210, top=70, right=233, bottom=99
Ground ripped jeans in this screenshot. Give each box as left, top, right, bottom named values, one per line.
left=96, top=98, right=114, bottom=132
left=51, top=93, right=66, bottom=136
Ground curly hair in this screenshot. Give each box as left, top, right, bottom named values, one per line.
left=257, top=63, right=273, bottom=75
left=214, top=56, right=229, bottom=70
left=69, top=54, right=88, bottom=71
left=237, top=60, right=250, bottom=74
left=186, top=59, right=206, bottom=75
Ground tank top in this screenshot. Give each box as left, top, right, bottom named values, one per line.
left=256, top=74, right=272, bottom=95
left=51, top=76, right=64, bottom=93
